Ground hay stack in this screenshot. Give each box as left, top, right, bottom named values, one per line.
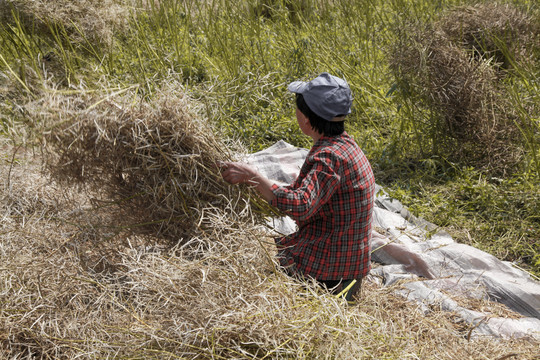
left=36, top=84, right=264, bottom=240
left=0, top=0, right=130, bottom=45
left=439, top=3, right=539, bottom=70
left=390, top=3, right=539, bottom=174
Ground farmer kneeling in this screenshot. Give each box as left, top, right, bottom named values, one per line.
left=221, top=73, right=375, bottom=301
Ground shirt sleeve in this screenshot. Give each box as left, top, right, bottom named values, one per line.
left=270, top=151, right=341, bottom=222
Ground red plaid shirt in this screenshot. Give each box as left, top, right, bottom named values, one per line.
left=270, top=132, right=375, bottom=281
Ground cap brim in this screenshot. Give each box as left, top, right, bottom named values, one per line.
left=287, top=81, right=308, bottom=94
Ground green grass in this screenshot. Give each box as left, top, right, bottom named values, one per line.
left=386, top=168, right=540, bottom=276
left=0, top=0, right=538, bottom=276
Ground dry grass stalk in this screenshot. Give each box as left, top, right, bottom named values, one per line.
left=390, top=2, right=538, bottom=174
left=0, top=0, right=132, bottom=45
left=30, top=83, right=267, bottom=240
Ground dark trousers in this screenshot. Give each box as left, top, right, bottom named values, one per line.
left=281, top=266, right=363, bottom=302
left=318, top=278, right=363, bottom=301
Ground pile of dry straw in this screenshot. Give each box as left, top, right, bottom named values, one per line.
left=0, top=0, right=130, bottom=45
left=40, top=84, right=269, bottom=240
left=390, top=3, right=539, bottom=174
left=1, top=82, right=538, bottom=358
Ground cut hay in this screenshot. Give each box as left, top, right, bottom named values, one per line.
left=0, top=0, right=131, bottom=45
left=1, top=85, right=538, bottom=358
left=1, top=153, right=539, bottom=358
left=390, top=2, right=539, bottom=175
left=439, top=3, right=539, bottom=70
left=32, top=83, right=269, bottom=241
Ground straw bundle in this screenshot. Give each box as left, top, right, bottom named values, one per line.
left=439, top=3, right=539, bottom=71
left=38, top=85, right=264, bottom=240
left=390, top=3, right=538, bottom=174
left=0, top=0, right=130, bottom=45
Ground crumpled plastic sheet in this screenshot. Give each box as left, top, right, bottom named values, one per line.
left=246, top=140, right=540, bottom=340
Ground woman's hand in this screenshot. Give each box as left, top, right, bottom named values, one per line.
left=219, top=161, right=258, bottom=185
left=219, top=161, right=276, bottom=202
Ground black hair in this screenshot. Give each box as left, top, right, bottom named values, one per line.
left=296, top=94, right=345, bottom=136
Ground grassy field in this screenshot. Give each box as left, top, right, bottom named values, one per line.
left=1, top=0, right=539, bottom=358
left=1, top=0, right=538, bottom=275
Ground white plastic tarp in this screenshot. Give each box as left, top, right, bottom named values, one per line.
left=246, top=140, right=540, bottom=340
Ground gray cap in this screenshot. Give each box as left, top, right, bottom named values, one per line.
left=288, top=72, right=352, bottom=122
